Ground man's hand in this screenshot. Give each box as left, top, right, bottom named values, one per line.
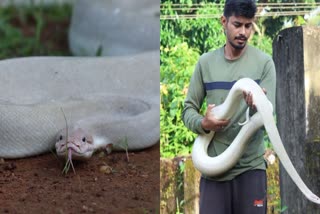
left=201, top=104, right=229, bottom=132
left=243, top=88, right=267, bottom=111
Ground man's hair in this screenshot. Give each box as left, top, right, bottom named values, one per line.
left=223, top=0, right=257, bottom=19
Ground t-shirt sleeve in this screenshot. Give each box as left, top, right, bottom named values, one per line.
left=182, top=61, right=208, bottom=134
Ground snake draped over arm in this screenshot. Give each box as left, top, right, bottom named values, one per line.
left=191, top=78, right=320, bottom=205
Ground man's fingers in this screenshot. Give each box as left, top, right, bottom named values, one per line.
left=246, top=92, right=252, bottom=106
left=215, top=119, right=229, bottom=126
left=214, top=120, right=229, bottom=131
left=243, top=90, right=253, bottom=106
left=243, top=88, right=266, bottom=110
left=243, top=91, right=247, bottom=98
left=252, top=104, right=256, bottom=111
left=207, top=104, right=215, bottom=111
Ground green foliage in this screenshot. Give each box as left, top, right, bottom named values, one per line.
left=0, top=4, right=72, bottom=59
left=161, top=2, right=228, bottom=158
left=160, top=43, right=200, bottom=158
left=250, top=33, right=273, bottom=56
left=161, top=0, right=224, bottom=4
left=175, top=161, right=186, bottom=214
left=161, top=2, right=225, bottom=53
left=160, top=2, right=274, bottom=158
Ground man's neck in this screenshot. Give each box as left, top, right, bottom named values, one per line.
left=224, top=43, right=247, bottom=60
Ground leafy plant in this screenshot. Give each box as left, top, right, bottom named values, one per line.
left=160, top=42, right=200, bottom=158
left=0, top=4, right=72, bottom=59
left=160, top=2, right=273, bottom=158
left=116, top=137, right=130, bottom=162
left=161, top=2, right=225, bottom=54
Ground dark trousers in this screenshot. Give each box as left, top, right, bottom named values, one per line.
left=199, top=169, right=267, bottom=214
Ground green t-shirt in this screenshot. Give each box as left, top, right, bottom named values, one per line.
left=182, top=45, right=276, bottom=181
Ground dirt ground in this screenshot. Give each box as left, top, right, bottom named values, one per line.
left=0, top=6, right=160, bottom=214
left=0, top=143, right=160, bottom=214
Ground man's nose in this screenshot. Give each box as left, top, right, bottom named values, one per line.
left=239, top=26, right=246, bottom=35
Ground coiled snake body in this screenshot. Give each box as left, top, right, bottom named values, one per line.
left=192, top=78, right=320, bottom=204
left=0, top=51, right=159, bottom=160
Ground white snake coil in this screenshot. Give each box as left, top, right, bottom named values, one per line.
left=0, top=51, right=159, bottom=160
left=191, top=78, right=320, bottom=204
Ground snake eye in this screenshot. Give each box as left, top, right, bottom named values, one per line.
left=82, top=137, right=86, bottom=142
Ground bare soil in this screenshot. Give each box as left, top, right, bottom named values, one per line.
left=0, top=143, right=160, bottom=214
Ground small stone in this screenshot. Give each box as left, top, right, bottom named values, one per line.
left=82, top=205, right=94, bottom=213
left=97, top=151, right=105, bottom=158
left=105, top=144, right=113, bottom=155
left=99, top=165, right=113, bottom=174
left=82, top=205, right=88, bottom=211
left=128, top=163, right=136, bottom=169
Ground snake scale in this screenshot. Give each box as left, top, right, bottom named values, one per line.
left=0, top=51, right=159, bottom=159
left=192, top=78, right=320, bottom=204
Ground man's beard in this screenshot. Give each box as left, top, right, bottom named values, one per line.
left=228, top=35, right=248, bottom=50
left=229, top=40, right=246, bottom=49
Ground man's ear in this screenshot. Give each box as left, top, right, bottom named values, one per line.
left=221, top=15, right=227, bottom=28
left=221, top=15, right=227, bottom=34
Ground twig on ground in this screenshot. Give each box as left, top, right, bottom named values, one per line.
left=117, top=137, right=130, bottom=162
left=60, top=107, right=75, bottom=174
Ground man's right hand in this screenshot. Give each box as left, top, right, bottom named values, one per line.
left=201, top=104, right=230, bottom=132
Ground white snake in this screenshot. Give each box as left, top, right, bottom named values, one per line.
left=0, top=51, right=159, bottom=162
left=191, top=78, right=320, bottom=204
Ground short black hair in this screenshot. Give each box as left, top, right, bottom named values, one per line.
left=223, top=0, right=257, bottom=19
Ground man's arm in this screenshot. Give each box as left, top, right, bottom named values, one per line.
left=182, top=62, right=208, bottom=134
left=182, top=62, right=229, bottom=134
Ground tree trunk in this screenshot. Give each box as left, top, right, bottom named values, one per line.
left=273, top=26, right=320, bottom=213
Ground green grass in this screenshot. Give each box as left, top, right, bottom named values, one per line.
left=0, top=4, right=72, bottom=59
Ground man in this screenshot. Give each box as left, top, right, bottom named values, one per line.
left=182, top=0, right=276, bottom=213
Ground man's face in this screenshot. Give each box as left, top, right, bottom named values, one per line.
left=221, top=15, right=253, bottom=50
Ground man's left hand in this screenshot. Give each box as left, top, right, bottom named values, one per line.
left=243, top=88, right=267, bottom=111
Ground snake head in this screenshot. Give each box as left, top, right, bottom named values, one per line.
left=55, top=128, right=95, bottom=161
